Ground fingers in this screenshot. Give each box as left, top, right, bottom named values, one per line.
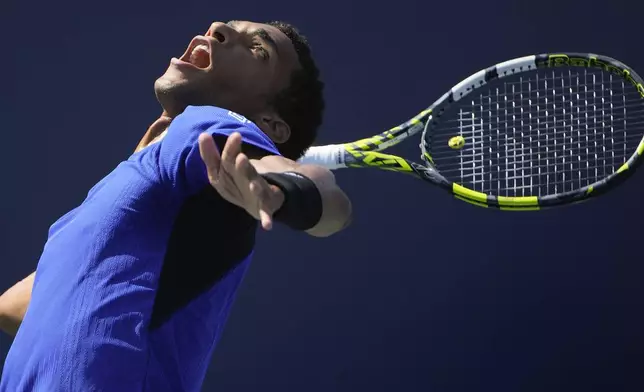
left=202, top=131, right=283, bottom=230
left=258, top=208, right=273, bottom=231
left=198, top=133, right=221, bottom=183
left=199, top=132, right=244, bottom=205
left=233, top=147, right=257, bottom=178
left=252, top=182, right=273, bottom=231
left=236, top=153, right=273, bottom=230
left=250, top=182, right=279, bottom=231
left=221, top=132, right=243, bottom=173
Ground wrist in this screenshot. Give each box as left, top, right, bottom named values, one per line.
left=261, top=172, right=323, bottom=231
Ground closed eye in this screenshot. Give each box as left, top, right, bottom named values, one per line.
left=253, top=42, right=270, bottom=60
left=250, top=29, right=278, bottom=58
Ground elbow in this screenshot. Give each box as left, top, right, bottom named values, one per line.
left=0, top=294, right=19, bottom=336
left=0, top=273, right=35, bottom=336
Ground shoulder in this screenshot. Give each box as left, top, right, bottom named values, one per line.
left=167, top=106, right=280, bottom=156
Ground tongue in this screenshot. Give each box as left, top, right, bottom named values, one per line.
left=190, top=48, right=210, bottom=69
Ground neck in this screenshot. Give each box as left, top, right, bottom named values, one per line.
left=134, top=113, right=173, bottom=152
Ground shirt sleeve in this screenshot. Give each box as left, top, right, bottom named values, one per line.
left=155, top=105, right=281, bottom=197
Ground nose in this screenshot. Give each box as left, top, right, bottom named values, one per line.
left=206, top=22, right=237, bottom=44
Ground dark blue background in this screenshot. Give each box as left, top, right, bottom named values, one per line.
left=2, top=1, right=643, bottom=391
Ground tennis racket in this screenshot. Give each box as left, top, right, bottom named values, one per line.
left=298, top=53, right=644, bottom=210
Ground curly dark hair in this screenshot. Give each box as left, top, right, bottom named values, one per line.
left=266, top=21, right=325, bottom=160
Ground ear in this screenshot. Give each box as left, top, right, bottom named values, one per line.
left=256, top=112, right=291, bottom=144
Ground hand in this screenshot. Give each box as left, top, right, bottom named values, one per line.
left=198, top=132, right=285, bottom=230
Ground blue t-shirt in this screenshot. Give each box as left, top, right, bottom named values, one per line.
left=0, top=106, right=279, bottom=392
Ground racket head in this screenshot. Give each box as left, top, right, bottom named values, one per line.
left=419, top=53, right=644, bottom=210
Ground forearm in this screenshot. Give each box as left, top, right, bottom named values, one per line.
left=252, top=156, right=352, bottom=237
left=0, top=272, right=35, bottom=336
left=291, top=165, right=352, bottom=237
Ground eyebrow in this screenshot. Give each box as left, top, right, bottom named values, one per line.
left=226, top=20, right=279, bottom=55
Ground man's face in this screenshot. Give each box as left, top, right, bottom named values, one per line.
left=155, top=21, right=299, bottom=119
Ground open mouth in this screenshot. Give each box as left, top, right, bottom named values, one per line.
left=180, top=36, right=212, bottom=69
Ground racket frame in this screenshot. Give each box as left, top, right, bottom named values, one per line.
left=330, top=53, right=644, bottom=210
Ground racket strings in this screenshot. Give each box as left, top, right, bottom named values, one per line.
left=437, top=146, right=640, bottom=171
left=433, top=105, right=644, bottom=134
left=431, top=132, right=644, bottom=158
left=473, top=81, right=634, bottom=101
left=450, top=163, right=620, bottom=182
left=428, top=68, right=644, bottom=197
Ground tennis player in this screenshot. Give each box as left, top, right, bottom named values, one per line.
left=0, top=20, right=351, bottom=391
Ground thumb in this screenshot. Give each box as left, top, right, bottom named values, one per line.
left=198, top=133, right=221, bottom=183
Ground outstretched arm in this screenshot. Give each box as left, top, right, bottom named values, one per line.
left=0, top=272, right=35, bottom=336
left=0, top=124, right=351, bottom=337
left=253, top=155, right=352, bottom=237
left=199, top=132, right=352, bottom=237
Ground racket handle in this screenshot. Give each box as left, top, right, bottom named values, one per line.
left=297, top=144, right=347, bottom=170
